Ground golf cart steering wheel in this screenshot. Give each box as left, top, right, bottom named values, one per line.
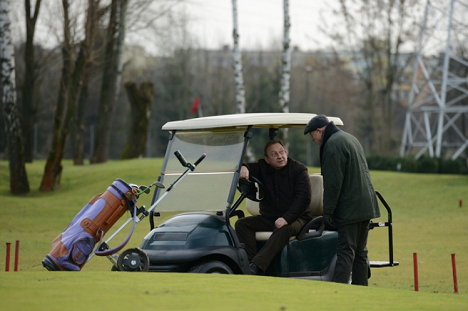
left=237, top=175, right=264, bottom=202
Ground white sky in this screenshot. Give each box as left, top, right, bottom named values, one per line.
left=11, top=0, right=339, bottom=53
left=179, top=0, right=337, bottom=51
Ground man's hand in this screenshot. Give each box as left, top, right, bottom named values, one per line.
left=275, top=217, right=288, bottom=229
left=240, top=166, right=250, bottom=180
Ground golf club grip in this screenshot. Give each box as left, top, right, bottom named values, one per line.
left=174, top=150, right=187, bottom=167
left=194, top=153, right=207, bottom=166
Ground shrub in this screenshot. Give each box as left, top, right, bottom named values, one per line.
left=366, top=154, right=399, bottom=171
left=416, top=156, right=439, bottom=173
left=398, top=157, right=417, bottom=173
left=438, top=157, right=468, bottom=174
left=365, top=155, right=468, bottom=174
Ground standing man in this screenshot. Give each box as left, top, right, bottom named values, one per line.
left=304, top=115, right=380, bottom=285
left=235, top=140, right=313, bottom=275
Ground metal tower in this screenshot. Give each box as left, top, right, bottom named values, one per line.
left=400, top=0, right=468, bottom=160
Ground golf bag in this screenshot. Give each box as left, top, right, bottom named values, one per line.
left=42, top=179, right=138, bottom=271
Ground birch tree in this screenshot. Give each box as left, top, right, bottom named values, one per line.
left=278, top=0, right=291, bottom=149
left=231, top=0, right=258, bottom=161
left=0, top=0, right=30, bottom=194
left=231, top=0, right=245, bottom=114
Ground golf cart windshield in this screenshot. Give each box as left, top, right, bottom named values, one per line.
left=152, top=113, right=344, bottom=214
left=154, top=130, right=245, bottom=212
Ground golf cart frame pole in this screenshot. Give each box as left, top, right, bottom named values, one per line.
left=225, top=126, right=253, bottom=255
left=370, top=191, right=398, bottom=267
left=226, top=126, right=253, bottom=220
left=150, top=131, right=177, bottom=206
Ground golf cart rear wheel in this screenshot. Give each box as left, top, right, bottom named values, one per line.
left=189, top=260, right=233, bottom=274
left=117, top=248, right=149, bottom=272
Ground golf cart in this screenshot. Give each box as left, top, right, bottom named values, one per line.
left=115, top=113, right=398, bottom=279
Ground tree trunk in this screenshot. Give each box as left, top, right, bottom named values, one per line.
left=231, top=0, right=256, bottom=161
left=278, top=0, right=291, bottom=149
left=231, top=0, right=245, bottom=114
left=121, top=81, right=153, bottom=159
left=72, top=80, right=88, bottom=165
left=0, top=0, right=30, bottom=195
left=40, top=0, right=98, bottom=191
left=39, top=0, right=73, bottom=191
left=22, top=0, right=42, bottom=162
left=72, top=0, right=101, bottom=165
left=91, top=0, right=126, bottom=163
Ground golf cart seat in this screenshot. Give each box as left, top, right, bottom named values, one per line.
left=246, top=174, right=324, bottom=241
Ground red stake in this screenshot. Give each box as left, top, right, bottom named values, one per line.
left=5, top=243, right=11, bottom=272
left=14, top=240, right=19, bottom=272
left=452, top=254, right=459, bottom=294
left=413, top=253, right=419, bottom=291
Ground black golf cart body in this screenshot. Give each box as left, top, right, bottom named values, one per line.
left=133, top=113, right=397, bottom=279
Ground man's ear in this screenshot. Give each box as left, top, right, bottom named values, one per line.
left=264, top=156, right=270, bottom=165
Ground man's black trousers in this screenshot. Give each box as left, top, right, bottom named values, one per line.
left=235, top=215, right=307, bottom=272
left=333, top=219, right=371, bottom=285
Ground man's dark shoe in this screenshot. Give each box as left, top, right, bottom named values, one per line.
left=249, top=263, right=263, bottom=275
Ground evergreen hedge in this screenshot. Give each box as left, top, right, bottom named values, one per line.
left=366, top=155, right=468, bottom=175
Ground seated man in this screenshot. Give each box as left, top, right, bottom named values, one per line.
left=235, top=139, right=313, bottom=275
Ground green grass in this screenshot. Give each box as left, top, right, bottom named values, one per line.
left=1, top=272, right=467, bottom=311
left=1, top=160, right=467, bottom=310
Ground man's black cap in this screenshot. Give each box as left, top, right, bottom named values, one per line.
left=304, top=115, right=329, bottom=135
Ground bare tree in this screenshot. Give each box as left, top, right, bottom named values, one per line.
left=121, top=81, right=153, bottom=159
left=90, top=0, right=127, bottom=164
left=231, top=0, right=245, bottom=114
left=231, top=0, right=257, bottom=161
left=22, top=0, right=42, bottom=162
left=0, top=0, right=30, bottom=194
left=72, top=0, right=103, bottom=165
left=90, top=0, right=185, bottom=163
left=279, top=0, right=291, bottom=149
left=323, top=0, right=422, bottom=153
left=40, top=0, right=101, bottom=191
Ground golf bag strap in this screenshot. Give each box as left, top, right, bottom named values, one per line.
left=111, top=184, right=136, bottom=215
left=94, top=205, right=137, bottom=256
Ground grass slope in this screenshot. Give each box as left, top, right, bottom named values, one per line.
left=0, top=159, right=467, bottom=310
left=1, top=272, right=467, bottom=311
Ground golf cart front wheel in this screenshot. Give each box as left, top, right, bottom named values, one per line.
left=189, top=260, right=233, bottom=274
left=117, top=248, right=149, bottom=272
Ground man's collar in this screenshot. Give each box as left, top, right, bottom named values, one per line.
left=264, top=158, right=289, bottom=175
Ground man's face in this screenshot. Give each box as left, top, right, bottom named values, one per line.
left=264, top=143, right=288, bottom=170
left=309, top=129, right=323, bottom=145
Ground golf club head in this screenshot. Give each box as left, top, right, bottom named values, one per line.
left=152, top=181, right=165, bottom=189
left=139, top=185, right=151, bottom=194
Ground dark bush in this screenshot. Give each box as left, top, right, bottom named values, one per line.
left=438, top=157, right=468, bottom=174
left=416, top=156, right=439, bottom=173
left=366, top=154, right=399, bottom=171
left=398, top=157, right=417, bottom=173
left=365, top=155, right=467, bottom=174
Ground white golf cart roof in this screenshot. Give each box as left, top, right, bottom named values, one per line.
left=162, top=113, right=343, bottom=131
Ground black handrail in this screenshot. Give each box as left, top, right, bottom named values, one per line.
left=370, top=191, right=399, bottom=267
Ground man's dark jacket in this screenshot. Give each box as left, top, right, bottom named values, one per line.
left=320, top=122, right=380, bottom=226
left=244, top=158, right=313, bottom=224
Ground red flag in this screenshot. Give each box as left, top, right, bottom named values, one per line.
left=190, top=96, right=200, bottom=114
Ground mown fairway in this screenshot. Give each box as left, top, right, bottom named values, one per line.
left=1, top=159, right=467, bottom=310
